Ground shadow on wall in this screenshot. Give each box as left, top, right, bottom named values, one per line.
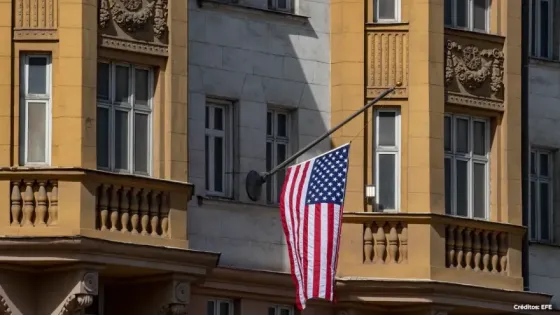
left=186, top=0, right=331, bottom=272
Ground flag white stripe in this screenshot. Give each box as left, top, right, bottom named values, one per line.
left=319, top=203, right=328, bottom=298
left=330, top=204, right=341, bottom=300
left=302, top=162, right=314, bottom=298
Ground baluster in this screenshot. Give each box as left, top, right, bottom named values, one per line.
left=446, top=225, right=456, bottom=268
left=387, top=222, right=398, bottom=264
left=98, top=185, right=110, bottom=231
left=499, top=232, right=508, bottom=275
left=22, top=181, right=35, bottom=227
left=464, top=228, right=473, bottom=271
left=373, top=222, right=386, bottom=264
left=34, top=181, right=48, bottom=226
left=48, top=182, right=59, bottom=226
left=473, top=229, right=482, bottom=271
left=109, top=186, right=120, bottom=232
left=482, top=230, right=490, bottom=272
left=398, top=224, right=408, bottom=263
left=150, top=191, right=160, bottom=236
left=10, top=182, right=22, bottom=226
left=130, top=188, right=140, bottom=234
left=120, top=187, right=130, bottom=233
left=160, top=193, right=170, bottom=238
left=490, top=231, right=499, bottom=273
left=363, top=223, right=373, bottom=263
left=140, top=189, right=150, bottom=235
left=455, top=227, right=464, bottom=269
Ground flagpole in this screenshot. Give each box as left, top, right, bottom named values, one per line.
left=246, top=82, right=402, bottom=201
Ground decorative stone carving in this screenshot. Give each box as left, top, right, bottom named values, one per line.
left=59, top=294, right=94, bottom=315
left=445, top=40, right=504, bottom=95
left=158, top=303, right=188, bottom=315
left=99, top=0, right=168, bottom=39
left=0, top=295, right=12, bottom=315
left=174, top=282, right=189, bottom=303
left=82, top=273, right=99, bottom=294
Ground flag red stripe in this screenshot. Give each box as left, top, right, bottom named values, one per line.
left=325, top=203, right=334, bottom=299
left=312, top=203, right=321, bottom=297
left=294, top=162, right=310, bottom=302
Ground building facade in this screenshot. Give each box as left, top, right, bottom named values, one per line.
left=0, top=0, right=555, bottom=314
left=527, top=0, right=560, bottom=308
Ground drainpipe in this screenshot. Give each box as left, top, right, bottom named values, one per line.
left=521, top=0, right=530, bottom=292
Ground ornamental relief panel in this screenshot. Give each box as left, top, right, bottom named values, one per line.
left=14, top=0, right=58, bottom=40
left=98, top=0, right=169, bottom=55
left=444, top=37, right=505, bottom=111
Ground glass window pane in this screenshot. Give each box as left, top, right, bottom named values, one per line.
left=268, top=307, right=276, bottom=315
left=539, top=153, right=549, bottom=176
left=205, top=136, right=209, bottom=190
left=114, top=110, right=129, bottom=170
left=97, top=63, right=110, bottom=100
left=530, top=181, right=537, bottom=239
left=444, top=116, right=452, bottom=151
left=377, top=154, right=395, bottom=210
left=378, top=0, right=395, bottom=20
left=473, top=0, right=487, bottom=31
left=473, top=121, right=486, bottom=155
left=456, top=118, right=469, bottom=153
left=135, top=69, right=150, bottom=106
left=277, top=0, right=287, bottom=9
left=207, top=301, right=215, bottom=315
left=26, top=102, right=47, bottom=163
left=266, top=142, right=272, bottom=202
left=531, top=0, right=537, bottom=56
left=267, top=112, right=272, bottom=135
left=280, top=309, right=291, bottom=315
left=277, top=113, right=287, bottom=137
left=540, top=0, right=550, bottom=58
left=214, top=136, right=223, bottom=192
left=27, top=57, right=48, bottom=94
left=445, top=158, right=452, bottom=214
left=377, top=111, right=396, bottom=146
left=115, top=65, right=130, bottom=104
left=473, top=163, right=486, bottom=218
left=530, top=151, right=536, bottom=175
left=219, top=302, right=230, bottom=315
left=96, top=107, right=110, bottom=168
left=540, top=182, right=550, bottom=240
left=214, top=107, right=223, bottom=131
left=444, top=0, right=453, bottom=25
left=456, top=0, right=468, bottom=27
left=134, top=113, right=149, bottom=174
left=456, top=160, right=468, bottom=216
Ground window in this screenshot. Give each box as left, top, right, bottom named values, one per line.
left=268, top=0, right=291, bottom=12
left=266, top=109, right=290, bottom=204
left=374, top=0, right=400, bottom=22
left=444, top=0, right=490, bottom=32
left=20, top=54, right=52, bottom=166
left=96, top=62, right=153, bottom=175
left=205, top=100, right=233, bottom=197
left=268, top=305, right=293, bottom=315
left=374, top=109, right=400, bottom=211
left=530, top=149, right=553, bottom=242
left=207, top=299, right=233, bottom=315
left=530, top=0, right=555, bottom=59
left=444, top=114, right=490, bottom=219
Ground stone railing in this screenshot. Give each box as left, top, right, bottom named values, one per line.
left=341, top=213, right=524, bottom=291
left=0, top=168, right=193, bottom=248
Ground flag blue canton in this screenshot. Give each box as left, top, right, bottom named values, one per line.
left=305, top=145, right=349, bottom=205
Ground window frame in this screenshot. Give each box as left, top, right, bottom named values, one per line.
left=529, top=0, right=555, bottom=59
left=20, top=54, right=52, bottom=166
left=268, top=305, right=294, bottom=315
left=529, top=148, right=554, bottom=242
left=373, top=108, right=401, bottom=212
left=444, top=0, right=491, bottom=33
left=444, top=113, right=491, bottom=220
left=96, top=61, right=154, bottom=176
left=266, top=108, right=291, bottom=204
left=205, top=99, right=234, bottom=198
left=374, top=0, right=401, bottom=23
left=207, top=299, right=234, bottom=315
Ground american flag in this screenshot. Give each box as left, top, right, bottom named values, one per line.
left=279, top=143, right=350, bottom=310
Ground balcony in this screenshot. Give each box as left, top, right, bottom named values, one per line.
left=340, top=212, right=524, bottom=291
left=0, top=167, right=192, bottom=248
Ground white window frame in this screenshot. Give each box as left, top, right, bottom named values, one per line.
left=96, top=61, right=154, bottom=176
left=205, top=100, right=233, bottom=197
left=207, top=299, right=234, bottom=315
left=374, top=0, right=401, bottom=23
left=266, top=108, right=291, bottom=204
left=445, top=0, right=490, bottom=33
left=268, top=305, right=294, bottom=315
left=530, top=0, right=555, bottom=59
left=444, top=114, right=490, bottom=219
left=20, top=54, right=52, bottom=166
left=529, top=148, right=554, bottom=242
left=374, top=109, right=401, bottom=212
left=269, top=0, right=291, bottom=13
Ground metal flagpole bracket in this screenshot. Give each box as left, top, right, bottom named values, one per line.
left=245, top=82, right=402, bottom=202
